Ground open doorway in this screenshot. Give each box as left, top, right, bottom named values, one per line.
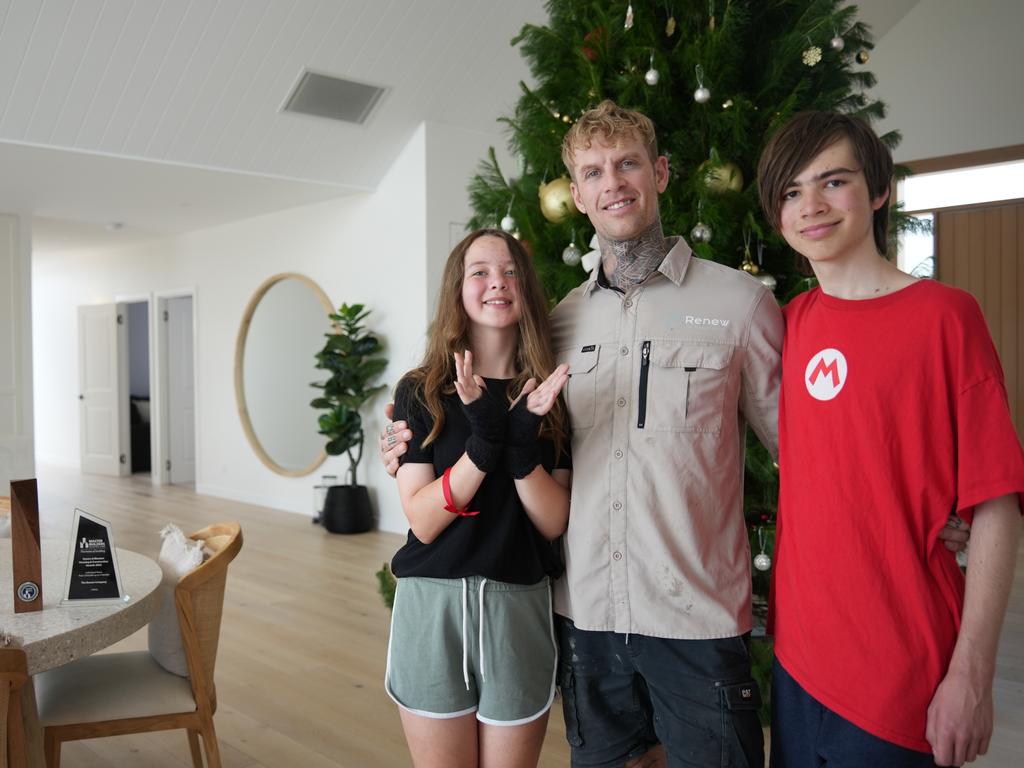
left=126, top=300, right=152, bottom=476
left=78, top=291, right=198, bottom=486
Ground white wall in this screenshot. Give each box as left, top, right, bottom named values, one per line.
left=0, top=213, right=34, bottom=495
left=424, top=122, right=518, bottom=319
left=34, top=126, right=429, bottom=532
left=33, top=121, right=507, bottom=533
left=871, top=0, right=1024, bottom=162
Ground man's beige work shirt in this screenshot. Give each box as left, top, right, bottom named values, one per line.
left=551, top=237, right=782, bottom=639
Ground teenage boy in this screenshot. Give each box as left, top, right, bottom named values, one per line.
left=387, top=100, right=783, bottom=767
left=757, top=111, right=1024, bottom=767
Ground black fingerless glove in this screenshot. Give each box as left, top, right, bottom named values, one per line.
left=506, top=396, right=543, bottom=479
left=462, top=390, right=506, bottom=473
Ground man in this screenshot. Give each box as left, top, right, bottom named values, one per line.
left=757, top=111, right=1023, bottom=767
left=387, top=100, right=782, bottom=767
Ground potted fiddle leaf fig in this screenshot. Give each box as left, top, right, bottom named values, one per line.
left=311, top=303, right=388, bottom=533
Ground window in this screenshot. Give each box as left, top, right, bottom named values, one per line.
left=896, top=159, right=1024, bottom=277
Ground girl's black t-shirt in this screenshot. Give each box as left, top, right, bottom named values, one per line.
left=390, top=375, right=570, bottom=584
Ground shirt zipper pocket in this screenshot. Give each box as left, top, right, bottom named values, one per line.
left=638, top=340, right=651, bottom=428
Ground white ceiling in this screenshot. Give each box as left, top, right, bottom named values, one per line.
left=0, top=0, right=915, bottom=254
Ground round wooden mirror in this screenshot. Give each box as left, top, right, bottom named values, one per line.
left=234, top=273, right=333, bottom=477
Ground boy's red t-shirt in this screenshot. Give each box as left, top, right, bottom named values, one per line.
left=772, top=280, right=1024, bottom=752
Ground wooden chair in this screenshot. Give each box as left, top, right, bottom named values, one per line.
left=1, top=647, right=29, bottom=768
left=34, top=522, right=243, bottom=768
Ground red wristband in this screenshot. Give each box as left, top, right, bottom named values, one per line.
left=442, top=466, right=480, bottom=517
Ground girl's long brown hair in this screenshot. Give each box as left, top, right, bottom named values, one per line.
left=401, top=228, right=567, bottom=457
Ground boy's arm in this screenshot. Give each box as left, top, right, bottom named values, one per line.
left=925, top=493, right=1021, bottom=766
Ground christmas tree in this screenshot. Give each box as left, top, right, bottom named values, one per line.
left=468, top=0, right=904, bottom=608
left=464, top=2, right=917, bottom=714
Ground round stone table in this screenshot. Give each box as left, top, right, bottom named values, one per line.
left=1, top=540, right=162, bottom=768
left=1, top=542, right=163, bottom=673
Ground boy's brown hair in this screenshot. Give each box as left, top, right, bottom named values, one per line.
left=757, top=111, right=893, bottom=256
left=561, top=100, right=659, bottom=178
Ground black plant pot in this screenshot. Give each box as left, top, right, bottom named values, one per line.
left=322, top=485, right=374, bottom=534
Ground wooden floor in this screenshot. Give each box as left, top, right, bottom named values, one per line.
left=27, top=464, right=1024, bottom=767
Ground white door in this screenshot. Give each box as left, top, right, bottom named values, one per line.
left=167, top=296, right=195, bottom=484
left=78, top=303, right=130, bottom=476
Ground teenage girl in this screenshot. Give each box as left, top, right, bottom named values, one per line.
left=385, top=228, right=571, bottom=768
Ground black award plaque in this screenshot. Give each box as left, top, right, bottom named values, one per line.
left=62, top=509, right=125, bottom=604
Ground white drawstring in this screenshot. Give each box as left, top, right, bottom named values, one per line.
left=461, top=578, right=470, bottom=690
left=478, top=579, right=488, bottom=682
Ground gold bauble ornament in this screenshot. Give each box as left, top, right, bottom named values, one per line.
left=538, top=177, right=577, bottom=223
left=699, top=160, right=744, bottom=194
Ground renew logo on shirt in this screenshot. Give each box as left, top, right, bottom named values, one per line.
left=805, top=348, right=847, bottom=401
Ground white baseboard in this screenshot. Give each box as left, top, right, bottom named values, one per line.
left=33, top=452, right=78, bottom=469
left=195, top=482, right=313, bottom=518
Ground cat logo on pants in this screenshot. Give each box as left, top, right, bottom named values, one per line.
left=805, top=348, right=847, bottom=401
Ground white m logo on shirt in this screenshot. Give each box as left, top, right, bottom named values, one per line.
left=805, top=348, right=847, bottom=401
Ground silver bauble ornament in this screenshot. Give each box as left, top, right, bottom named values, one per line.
left=644, top=67, right=660, bottom=86
left=691, top=222, right=713, bottom=243
left=500, top=214, right=516, bottom=233
left=830, top=35, right=845, bottom=51
left=538, top=177, right=577, bottom=224
left=754, top=552, right=772, bottom=571
left=562, top=241, right=583, bottom=267
left=694, top=86, right=711, bottom=104
left=756, top=271, right=778, bottom=292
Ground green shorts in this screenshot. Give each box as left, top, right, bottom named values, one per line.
left=385, top=575, right=556, bottom=725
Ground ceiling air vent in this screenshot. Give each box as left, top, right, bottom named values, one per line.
left=282, top=70, right=385, bottom=125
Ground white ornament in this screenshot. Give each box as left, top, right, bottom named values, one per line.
left=644, top=52, right=659, bottom=86
left=802, top=45, right=822, bottom=67
left=500, top=215, right=516, bottom=233
left=756, top=271, right=777, bottom=292
left=562, top=241, right=583, bottom=267
left=754, top=526, right=772, bottom=571
left=693, top=64, right=710, bottom=103
left=830, top=35, right=845, bottom=51
left=691, top=222, right=712, bottom=242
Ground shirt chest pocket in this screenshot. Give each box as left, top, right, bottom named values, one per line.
left=642, top=341, right=733, bottom=433
left=559, top=345, right=599, bottom=430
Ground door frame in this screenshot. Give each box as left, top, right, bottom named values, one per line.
left=152, top=288, right=199, bottom=487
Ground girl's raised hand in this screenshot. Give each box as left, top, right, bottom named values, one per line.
left=519, top=363, right=569, bottom=417
left=453, top=350, right=485, bottom=405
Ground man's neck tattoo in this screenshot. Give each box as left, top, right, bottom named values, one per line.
left=601, top=221, right=669, bottom=291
